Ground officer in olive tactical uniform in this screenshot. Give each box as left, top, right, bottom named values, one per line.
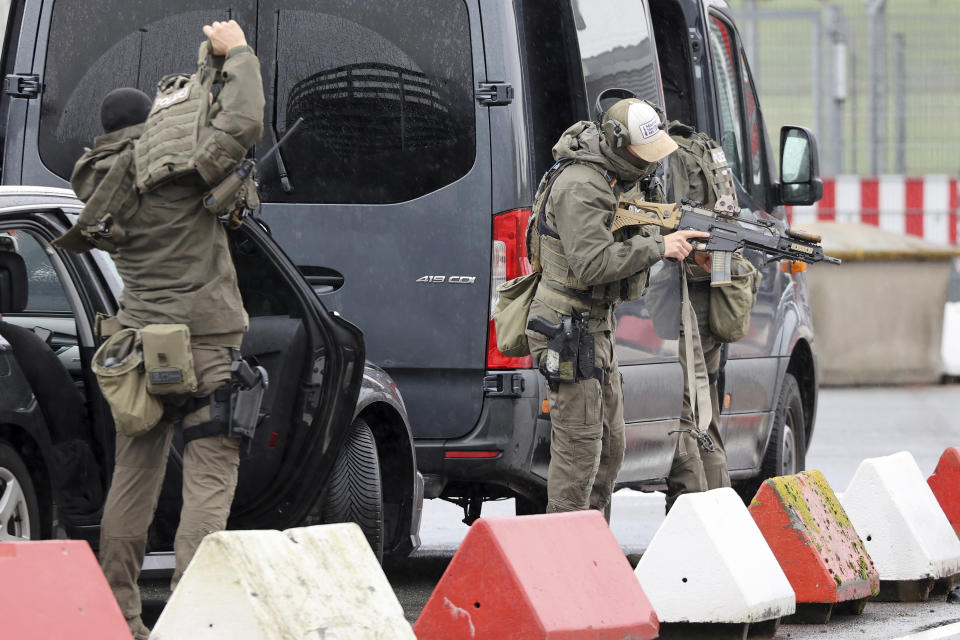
left=663, top=121, right=740, bottom=512
left=525, top=98, right=709, bottom=514
left=59, top=21, right=264, bottom=639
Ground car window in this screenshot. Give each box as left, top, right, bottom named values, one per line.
left=707, top=14, right=747, bottom=187
left=740, top=50, right=768, bottom=203
left=2, top=231, right=71, bottom=313
left=257, top=0, right=476, bottom=205
left=574, top=0, right=659, bottom=109
left=39, top=1, right=256, bottom=180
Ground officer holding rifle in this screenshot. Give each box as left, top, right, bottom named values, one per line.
left=524, top=94, right=707, bottom=515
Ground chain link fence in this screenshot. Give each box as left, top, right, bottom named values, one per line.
left=729, top=0, right=960, bottom=177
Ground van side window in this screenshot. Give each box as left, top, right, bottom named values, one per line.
left=257, top=0, right=476, bottom=205
left=740, top=50, right=769, bottom=203
left=707, top=15, right=747, bottom=187
left=38, top=2, right=256, bottom=180
left=573, top=0, right=659, bottom=109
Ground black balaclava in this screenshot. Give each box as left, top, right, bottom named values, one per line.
left=100, top=88, right=153, bottom=134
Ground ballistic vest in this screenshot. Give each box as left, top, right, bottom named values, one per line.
left=134, top=42, right=220, bottom=192
left=527, top=160, right=655, bottom=315
left=666, top=120, right=737, bottom=209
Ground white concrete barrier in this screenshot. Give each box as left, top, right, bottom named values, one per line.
left=151, top=523, right=414, bottom=640
left=942, top=301, right=960, bottom=376
left=634, top=487, right=795, bottom=623
left=839, top=451, right=960, bottom=581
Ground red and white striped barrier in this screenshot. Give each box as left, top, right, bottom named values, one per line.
left=788, top=175, right=959, bottom=246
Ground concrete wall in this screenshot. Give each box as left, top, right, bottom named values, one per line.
left=807, top=260, right=951, bottom=385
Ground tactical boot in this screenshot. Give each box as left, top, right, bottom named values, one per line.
left=125, top=615, right=151, bottom=640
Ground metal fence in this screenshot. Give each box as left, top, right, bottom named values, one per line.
left=730, top=0, right=960, bottom=177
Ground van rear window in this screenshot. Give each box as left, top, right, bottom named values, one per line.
left=39, top=1, right=257, bottom=180
left=256, top=0, right=476, bottom=205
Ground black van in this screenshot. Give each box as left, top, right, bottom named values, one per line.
left=0, top=0, right=822, bottom=519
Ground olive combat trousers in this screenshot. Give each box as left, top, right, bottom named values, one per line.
left=99, top=341, right=241, bottom=619
left=665, top=283, right=731, bottom=513
left=528, top=329, right=624, bottom=513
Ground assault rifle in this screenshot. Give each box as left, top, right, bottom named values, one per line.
left=203, top=116, right=304, bottom=223
left=613, top=195, right=841, bottom=285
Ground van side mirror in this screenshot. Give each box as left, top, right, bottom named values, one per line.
left=777, top=126, right=823, bottom=206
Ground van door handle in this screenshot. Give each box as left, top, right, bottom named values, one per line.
left=300, top=267, right=345, bottom=294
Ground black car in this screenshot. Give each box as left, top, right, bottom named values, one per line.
left=0, top=0, right=821, bottom=520
left=0, top=187, right=422, bottom=562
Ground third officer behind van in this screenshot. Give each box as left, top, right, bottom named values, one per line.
left=525, top=95, right=709, bottom=514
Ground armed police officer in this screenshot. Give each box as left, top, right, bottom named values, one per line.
left=58, top=20, right=264, bottom=639
left=524, top=94, right=709, bottom=514
left=662, top=121, right=760, bottom=513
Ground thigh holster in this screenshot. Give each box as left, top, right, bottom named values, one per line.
left=182, top=357, right=269, bottom=446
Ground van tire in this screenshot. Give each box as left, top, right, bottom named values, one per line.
left=0, top=441, right=40, bottom=541
left=735, top=373, right=806, bottom=504
left=322, top=418, right=384, bottom=561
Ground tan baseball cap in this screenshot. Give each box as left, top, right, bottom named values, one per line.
left=606, top=99, right=677, bottom=162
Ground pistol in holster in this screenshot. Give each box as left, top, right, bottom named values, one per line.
left=527, top=310, right=599, bottom=390
left=205, top=352, right=269, bottom=452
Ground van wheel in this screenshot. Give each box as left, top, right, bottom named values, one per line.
left=322, top=418, right=384, bottom=562
left=0, top=442, right=40, bottom=541
left=763, top=373, right=806, bottom=478
left=735, top=373, right=806, bottom=504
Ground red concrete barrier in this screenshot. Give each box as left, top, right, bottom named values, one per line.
left=414, top=510, right=659, bottom=639
left=749, top=470, right=879, bottom=622
left=928, top=447, right=960, bottom=539
left=0, top=540, right=129, bottom=639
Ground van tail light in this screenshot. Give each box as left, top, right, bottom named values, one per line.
left=487, top=208, right=533, bottom=369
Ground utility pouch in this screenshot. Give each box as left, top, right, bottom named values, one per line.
left=140, top=324, right=198, bottom=395
left=493, top=272, right=541, bottom=357
left=708, top=253, right=761, bottom=343
left=643, top=261, right=682, bottom=340
left=92, top=328, right=163, bottom=437
left=229, top=358, right=269, bottom=441
left=194, top=129, right=248, bottom=187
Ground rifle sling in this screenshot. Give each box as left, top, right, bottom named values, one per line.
left=680, top=267, right=713, bottom=438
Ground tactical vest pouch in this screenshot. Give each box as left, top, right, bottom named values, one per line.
left=92, top=328, right=163, bottom=438
left=493, top=272, right=541, bottom=357
left=194, top=129, right=247, bottom=187
left=140, top=324, right=198, bottom=395
left=708, top=253, right=761, bottom=343
left=644, top=262, right=682, bottom=340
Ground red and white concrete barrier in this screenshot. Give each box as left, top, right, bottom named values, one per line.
left=152, top=523, right=414, bottom=639
left=416, top=510, right=659, bottom=639
left=635, top=488, right=795, bottom=631
left=839, top=451, right=960, bottom=600
left=748, top=470, right=879, bottom=622
left=0, top=540, right=130, bottom=639
left=788, top=175, right=959, bottom=246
